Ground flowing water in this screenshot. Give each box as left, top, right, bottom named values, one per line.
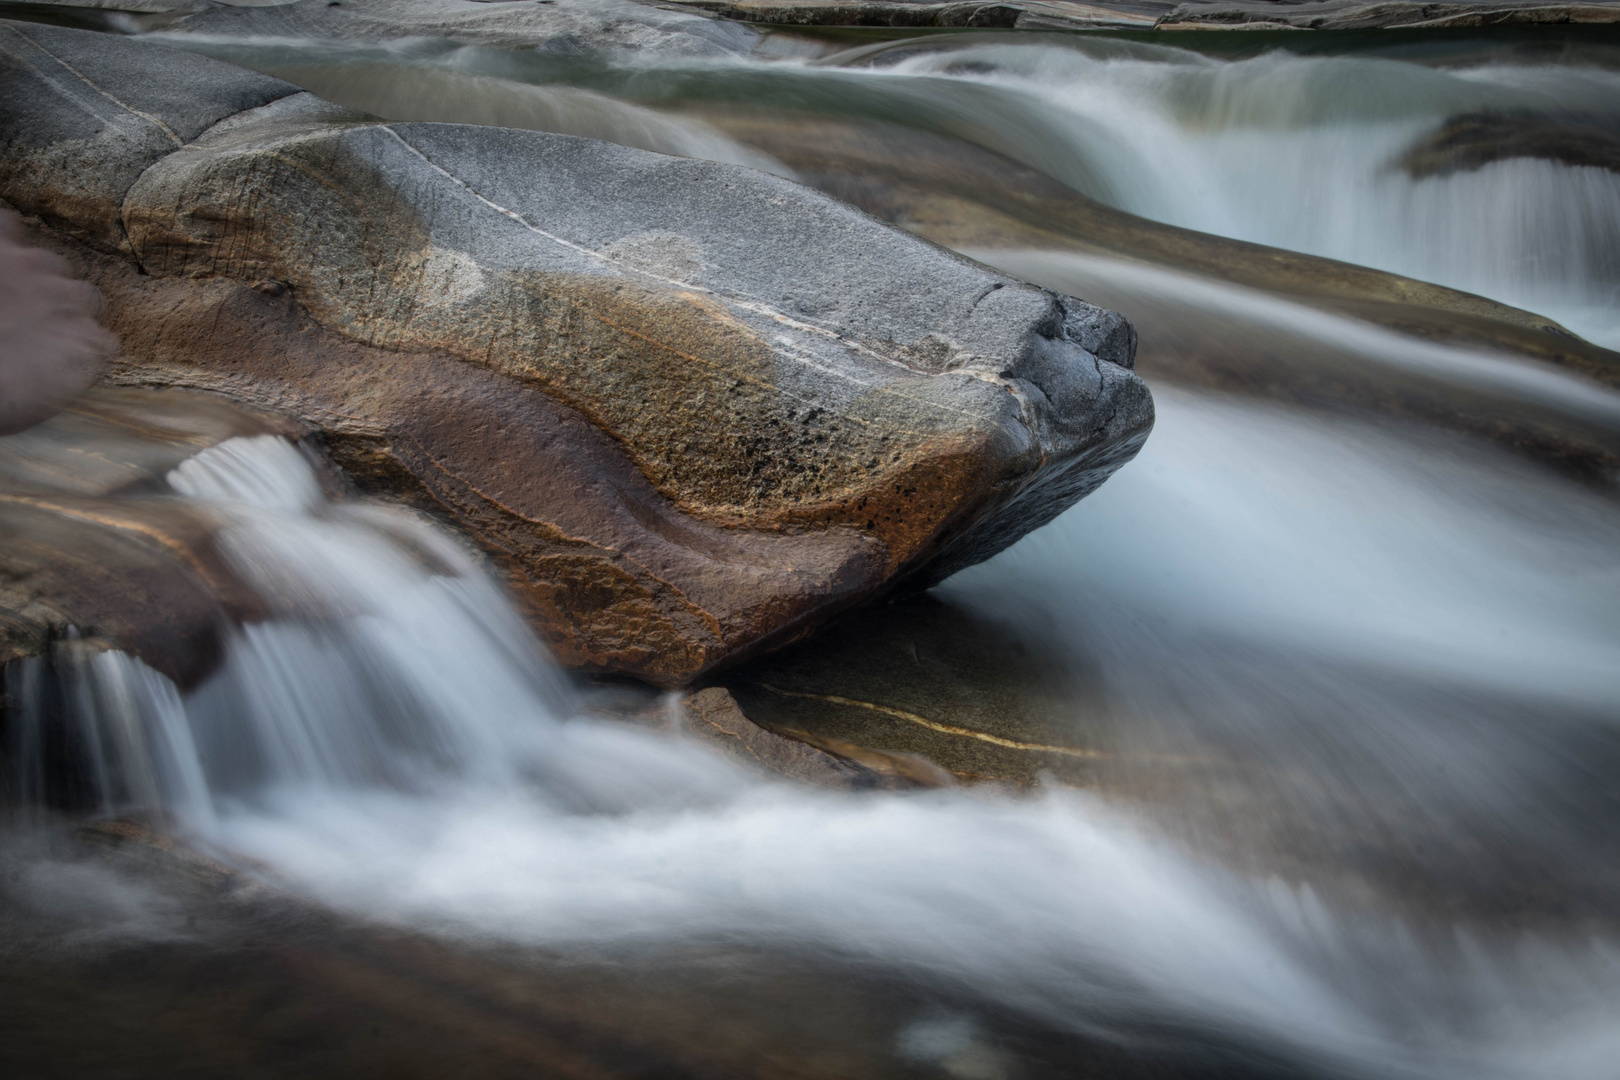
left=6, top=15, right=1620, bottom=1080
left=10, top=412, right=1620, bottom=1080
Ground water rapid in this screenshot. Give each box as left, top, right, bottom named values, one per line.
left=4, top=411, right=1617, bottom=1077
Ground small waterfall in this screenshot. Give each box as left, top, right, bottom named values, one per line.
left=3, top=435, right=582, bottom=824
left=4, top=643, right=209, bottom=827
left=869, top=41, right=1620, bottom=347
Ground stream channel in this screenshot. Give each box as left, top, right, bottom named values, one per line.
left=4, top=18, right=1620, bottom=1080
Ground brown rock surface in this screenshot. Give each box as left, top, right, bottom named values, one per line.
left=678, top=684, right=954, bottom=786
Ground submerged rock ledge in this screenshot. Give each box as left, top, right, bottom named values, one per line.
left=0, top=20, right=1151, bottom=685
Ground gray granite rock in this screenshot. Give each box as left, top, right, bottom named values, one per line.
left=0, top=20, right=296, bottom=247
left=2, top=23, right=1151, bottom=683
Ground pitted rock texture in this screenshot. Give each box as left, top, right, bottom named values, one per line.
left=1, top=22, right=1152, bottom=685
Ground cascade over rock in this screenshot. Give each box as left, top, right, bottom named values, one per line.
left=0, top=385, right=302, bottom=687
left=0, top=21, right=1151, bottom=685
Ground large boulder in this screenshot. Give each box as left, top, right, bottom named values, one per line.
left=1, top=22, right=1151, bottom=685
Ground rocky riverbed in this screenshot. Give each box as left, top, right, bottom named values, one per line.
left=4, top=7, right=1620, bottom=1079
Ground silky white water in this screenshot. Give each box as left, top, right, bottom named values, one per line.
left=7, top=419, right=1617, bottom=1079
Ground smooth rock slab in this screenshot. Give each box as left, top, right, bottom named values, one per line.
left=1, top=22, right=1151, bottom=684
